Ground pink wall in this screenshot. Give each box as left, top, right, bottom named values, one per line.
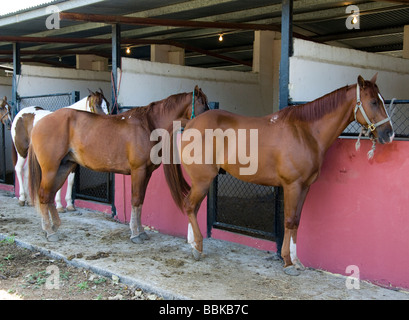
left=114, top=167, right=207, bottom=239
left=299, top=139, right=409, bottom=289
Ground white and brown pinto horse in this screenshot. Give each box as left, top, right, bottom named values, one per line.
left=11, top=90, right=109, bottom=211
left=28, top=86, right=209, bottom=242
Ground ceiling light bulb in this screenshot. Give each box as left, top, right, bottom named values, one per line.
left=126, top=47, right=131, bottom=54
left=218, top=34, right=223, bottom=42
left=352, top=15, right=358, bottom=24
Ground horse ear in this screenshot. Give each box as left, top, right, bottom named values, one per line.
left=357, top=75, right=365, bottom=89
left=87, top=88, right=93, bottom=95
left=194, top=85, right=199, bottom=96
left=370, top=72, right=378, bottom=84
left=3, top=96, right=7, bottom=102
left=98, top=88, right=104, bottom=95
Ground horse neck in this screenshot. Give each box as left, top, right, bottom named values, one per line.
left=147, top=93, right=191, bottom=130
left=306, top=88, right=356, bottom=153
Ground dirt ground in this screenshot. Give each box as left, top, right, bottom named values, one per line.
left=0, top=189, right=408, bottom=300
left=0, top=240, right=157, bottom=300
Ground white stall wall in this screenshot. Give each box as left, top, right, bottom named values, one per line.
left=118, top=58, right=272, bottom=116
left=290, top=39, right=409, bottom=102
left=18, top=65, right=111, bottom=103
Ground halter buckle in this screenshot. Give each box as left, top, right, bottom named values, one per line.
left=368, top=123, right=376, bottom=132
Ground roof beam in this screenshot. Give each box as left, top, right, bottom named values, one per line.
left=0, top=36, right=251, bottom=67
left=59, top=12, right=279, bottom=31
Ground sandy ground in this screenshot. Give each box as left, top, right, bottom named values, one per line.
left=0, top=189, right=407, bottom=300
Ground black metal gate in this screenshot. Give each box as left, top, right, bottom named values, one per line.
left=205, top=102, right=284, bottom=244
left=207, top=172, right=284, bottom=242
left=17, top=92, right=112, bottom=204
left=0, top=123, right=13, bottom=185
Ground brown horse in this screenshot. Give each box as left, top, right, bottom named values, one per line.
left=164, top=75, right=394, bottom=275
left=0, top=96, right=12, bottom=129
left=11, top=90, right=109, bottom=210
left=28, top=86, right=209, bottom=242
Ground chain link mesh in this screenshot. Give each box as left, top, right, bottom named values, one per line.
left=211, top=172, right=282, bottom=241
left=18, top=94, right=72, bottom=111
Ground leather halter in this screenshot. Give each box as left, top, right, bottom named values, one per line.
left=354, top=83, right=392, bottom=132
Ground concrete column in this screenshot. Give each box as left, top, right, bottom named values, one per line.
left=76, top=54, right=108, bottom=71
left=151, top=45, right=185, bottom=65
left=403, top=25, right=409, bottom=59
left=252, top=30, right=280, bottom=113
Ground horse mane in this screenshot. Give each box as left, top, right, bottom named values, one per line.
left=125, top=92, right=189, bottom=118
left=279, top=85, right=350, bottom=122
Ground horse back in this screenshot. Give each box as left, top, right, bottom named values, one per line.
left=11, top=107, right=52, bottom=158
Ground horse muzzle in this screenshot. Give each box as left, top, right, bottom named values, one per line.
left=377, top=127, right=395, bottom=144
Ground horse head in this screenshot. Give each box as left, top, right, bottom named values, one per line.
left=0, top=96, right=12, bottom=130
left=87, top=89, right=110, bottom=115
left=189, top=85, right=209, bottom=120
left=354, top=74, right=394, bottom=144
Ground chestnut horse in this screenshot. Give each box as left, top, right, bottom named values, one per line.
left=163, top=75, right=394, bottom=275
left=28, top=86, right=209, bottom=242
left=11, top=90, right=109, bottom=211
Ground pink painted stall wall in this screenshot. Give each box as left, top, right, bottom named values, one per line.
left=298, top=139, right=409, bottom=289
left=114, top=166, right=207, bottom=239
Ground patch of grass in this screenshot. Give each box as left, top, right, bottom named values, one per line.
left=0, top=235, right=15, bottom=245
left=77, top=281, right=89, bottom=291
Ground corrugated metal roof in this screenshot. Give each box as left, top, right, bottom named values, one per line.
left=0, top=0, right=408, bottom=71
left=0, top=0, right=64, bottom=17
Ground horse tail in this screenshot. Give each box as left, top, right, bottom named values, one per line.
left=10, top=139, right=17, bottom=168
left=163, top=129, right=190, bottom=213
left=28, top=143, right=41, bottom=207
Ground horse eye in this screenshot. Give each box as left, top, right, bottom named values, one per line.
left=370, top=99, right=377, bottom=107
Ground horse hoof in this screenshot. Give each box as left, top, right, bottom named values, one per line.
left=18, top=200, right=25, bottom=206
left=47, top=233, right=59, bottom=242
left=283, top=265, right=301, bottom=276
left=57, top=207, right=66, bottom=213
left=294, top=259, right=306, bottom=271
left=130, top=235, right=144, bottom=244
left=192, top=248, right=202, bottom=261
left=66, top=205, right=76, bottom=212
left=138, top=232, right=150, bottom=241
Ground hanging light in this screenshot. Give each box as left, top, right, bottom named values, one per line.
left=126, top=47, right=131, bottom=54
left=218, top=34, right=223, bottom=42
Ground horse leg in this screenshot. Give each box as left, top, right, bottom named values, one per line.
left=129, top=168, right=152, bottom=244
left=55, top=189, right=65, bottom=213
left=185, top=182, right=211, bottom=260
left=65, top=172, right=76, bottom=211
left=38, top=203, right=58, bottom=242
left=15, top=155, right=26, bottom=206
left=281, top=183, right=309, bottom=276
left=39, top=161, right=76, bottom=241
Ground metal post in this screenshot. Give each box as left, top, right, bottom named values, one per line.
left=12, top=42, right=21, bottom=114
left=279, top=0, right=293, bottom=110
left=110, top=24, right=121, bottom=218
left=111, top=24, right=121, bottom=114
left=275, top=0, right=293, bottom=256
